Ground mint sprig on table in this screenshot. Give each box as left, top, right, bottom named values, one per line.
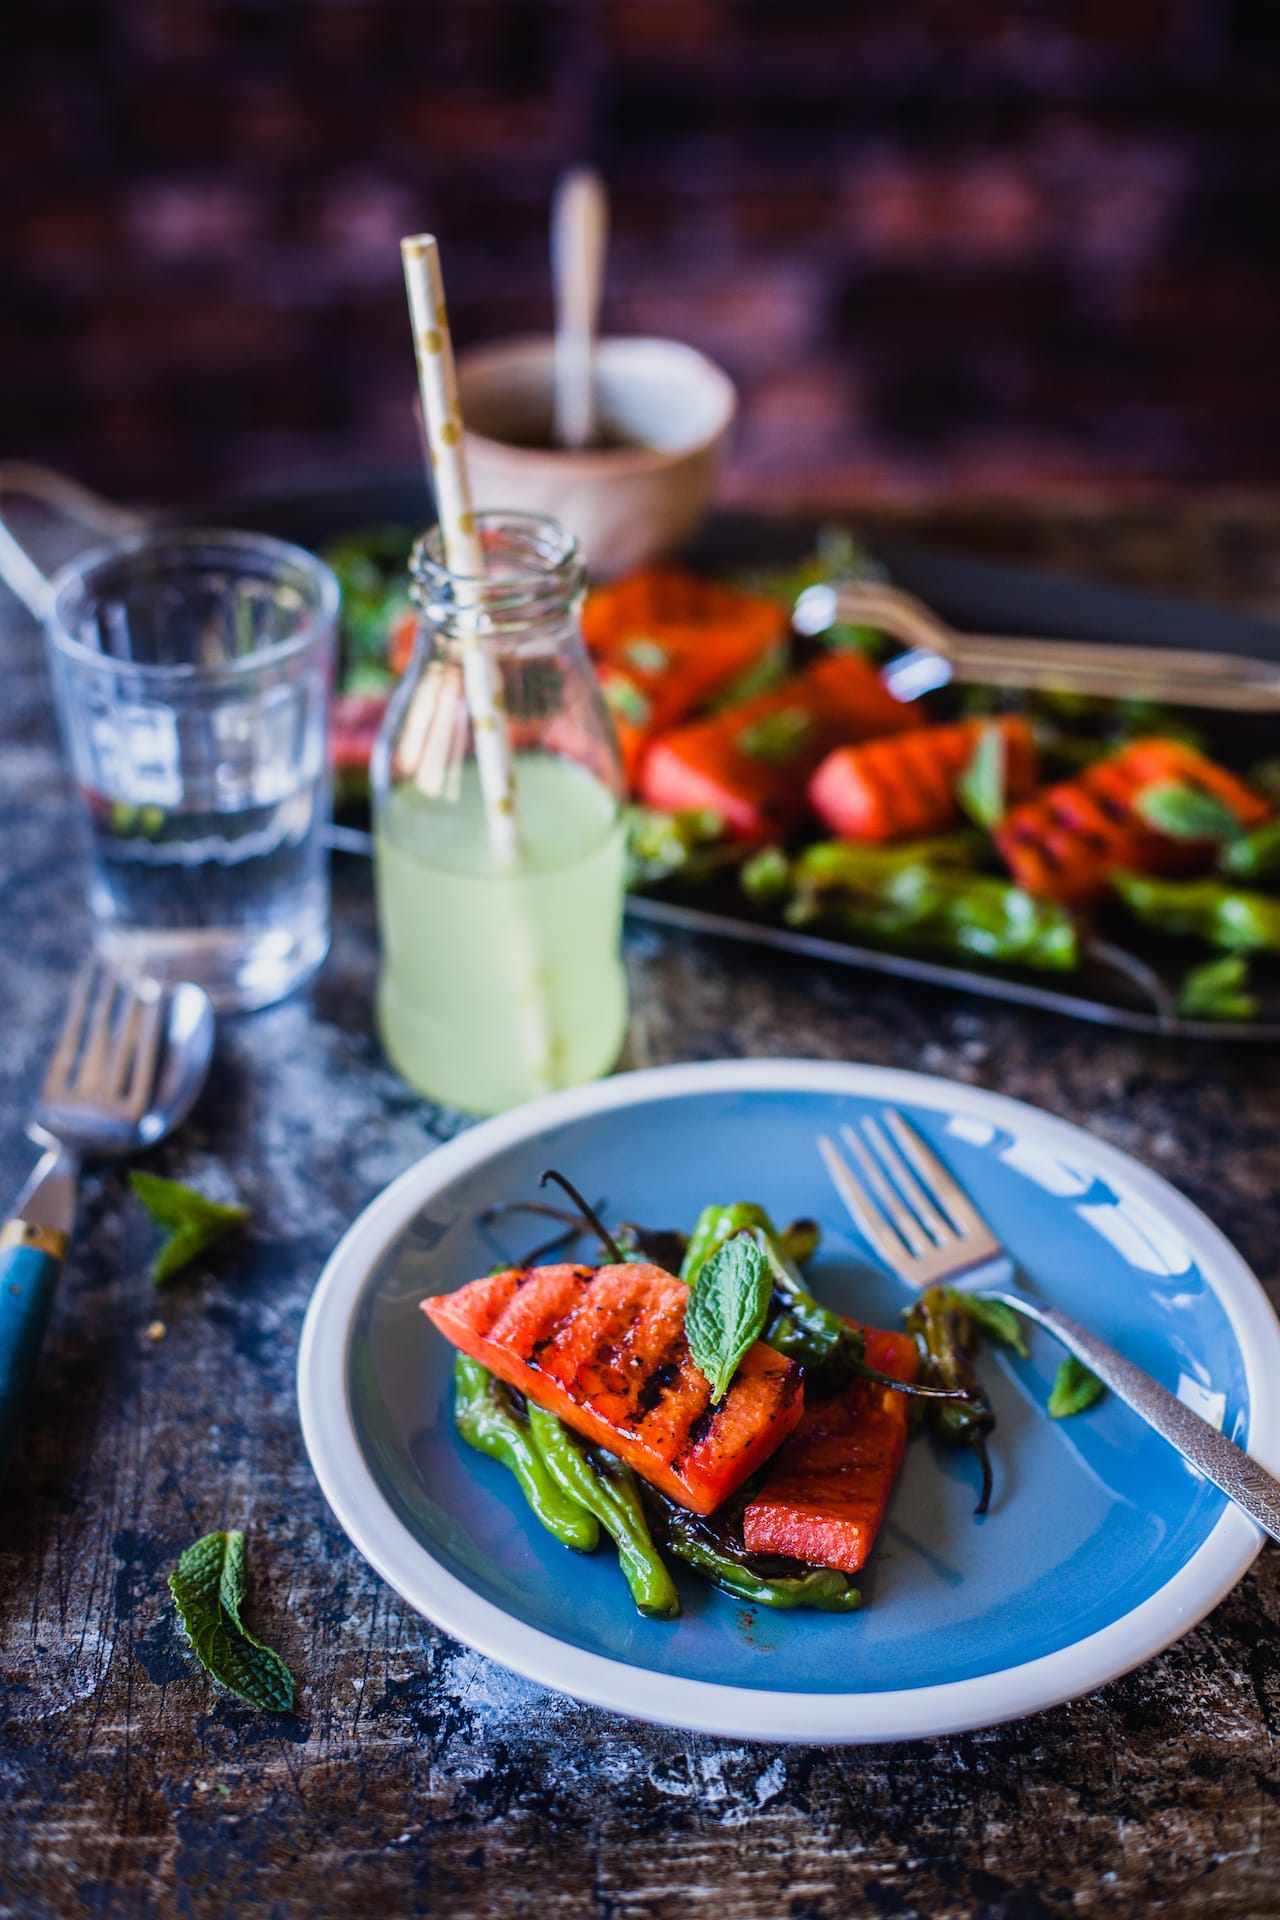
left=685, top=1232, right=772, bottom=1400
left=169, top=1530, right=294, bottom=1712
left=130, top=1171, right=248, bottom=1286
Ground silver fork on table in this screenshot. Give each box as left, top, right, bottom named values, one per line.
left=0, top=960, right=214, bottom=1478
left=819, top=1110, right=1280, bottom=1545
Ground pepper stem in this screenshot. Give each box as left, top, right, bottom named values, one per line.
left=538, top=1170, right=626, bottom=1265
left=854, top=1358, right=983, bottom=1405
left=972, top=1430, right=994, bottom=1516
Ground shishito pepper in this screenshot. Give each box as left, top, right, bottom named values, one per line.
left=904, top=1286, right=996, bottom=1516
left=653, top=1504, right=862, bottom=1610
left=742, top=841, right=1077, bottom=973
left=624, top=805, right=739, bottom=890
left=1111, top=870, right=1280, bottom=953
left=451, top=1354, right=600, bottom=1552
left=1218, top=818, right=1280, bottom=883
left=526, top=1404, right=680, bottom=1619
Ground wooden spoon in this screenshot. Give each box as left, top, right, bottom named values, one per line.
left=551, top=167, right=609, bottom=450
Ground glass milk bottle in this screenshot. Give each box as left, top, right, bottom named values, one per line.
left=371, top=512, right=628, bottom=1113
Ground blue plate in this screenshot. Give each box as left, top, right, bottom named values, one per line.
left=298, top=1061, right=1280, bottom=1741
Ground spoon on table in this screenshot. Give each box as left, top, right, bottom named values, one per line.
left=0, top=964, right=215, bottom=1479
left=551, top=166, right=609, bottom=450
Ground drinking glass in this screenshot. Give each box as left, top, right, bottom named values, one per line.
left=42, top=528, right=339, bottom=1012
left=372, top=511, right=628, bottom=1113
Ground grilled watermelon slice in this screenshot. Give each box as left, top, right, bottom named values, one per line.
left=422, top=1260, right=804, bottom=1515
left=639, top=652, right=922, bottom=843
left=742, top=1323, right=919, bottom=1575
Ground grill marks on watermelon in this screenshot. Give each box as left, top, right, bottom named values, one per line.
left=742, top=1322, right=920, bottom=1576
left=639, top=652, right=923, bottom=844
left=582, top=567, right=788, bottom=783
left=996, top=737, right=1271, bottom=907
left=809, top=715, right=1037, bottom=844
left=422, top=1261, right=804, bottom=1515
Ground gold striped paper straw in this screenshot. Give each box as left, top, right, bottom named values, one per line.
left=401, top=233, right=519, bottom=865
left=399, top=233, right=559, bottom=1094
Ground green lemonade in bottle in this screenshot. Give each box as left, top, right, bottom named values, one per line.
left=376, top=755, right=627, bottom=1113
left=372, top=511, right=629, bottom=1114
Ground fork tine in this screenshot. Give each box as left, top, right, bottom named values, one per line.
left=882, top=1110, right=993, bottom=1239
left=120, top=988, right=163, bottom=1121
left=841, top=1124, right=931, bottom=1256
left=42, top=960, right=98, bottom=1099
left=818, top=1133, right=912, bottom=1269
left=862, top=1116, right=955, bottom=1246
left=105, top=985, right=144, bottom=1101
left=70, top=966, right=119, bottom=1098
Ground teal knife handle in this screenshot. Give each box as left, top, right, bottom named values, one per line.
left=0, top=1230, right=66, bottom=1480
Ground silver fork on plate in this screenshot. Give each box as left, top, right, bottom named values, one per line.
left=819, top=1110, right=1280, bottom=1546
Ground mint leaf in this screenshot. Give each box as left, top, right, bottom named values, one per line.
left=130, top=1172, right=248, bottom=1287
left=1136, top=781, right=1240, bottom=842
left=602, top=678, right=652, bottom=728
left=956, top=724, right=1007, bottom=830
left=1178, top=953, right=1258, bottom=1023
left=168, top=1530, right=294, bottom=1712
left=959, top=1290, right=1030, bottom=1360
left=1048, top=1354, right=1106, bottom=1419
left=736, top=707, right=815, bottom=765
left=621, top=637, right=671, bottom=675
left=685, top=1233, right=772, bottom=1400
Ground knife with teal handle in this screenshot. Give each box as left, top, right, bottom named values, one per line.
left=0, top=1147, right=77, bottom=1475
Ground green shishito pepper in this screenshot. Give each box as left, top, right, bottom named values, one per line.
left=659, top=1515, right=861, bottom=1612
left=743, top=842, right=1077, bottom=972
left=904, top=1286, right=996, bottom=1516
left=1219, top=819, right=1280, bottom=884
left=1111, top=870, right=1280, bottom=953
left=451, top=1355, right=599, bottom=1553
left=624, top=806, right=736, bottom=890
left=526, top=1404, right=681, bottom=1619
left=455, top=1357, right=857, bottom=1615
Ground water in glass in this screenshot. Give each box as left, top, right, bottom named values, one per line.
left=44, top=529, right=338, bottom=1012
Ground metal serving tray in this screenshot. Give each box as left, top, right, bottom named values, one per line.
left=230, top=480, right=1280, bottom=1042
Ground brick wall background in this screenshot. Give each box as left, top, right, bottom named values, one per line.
left=3, top=0, right=1278, bottom=509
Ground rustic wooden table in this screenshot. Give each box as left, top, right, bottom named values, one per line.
left=3, top=501, right=1280, bottom=1920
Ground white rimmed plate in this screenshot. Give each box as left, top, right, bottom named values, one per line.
left=297, top=1059, right=1280, bottom=1743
